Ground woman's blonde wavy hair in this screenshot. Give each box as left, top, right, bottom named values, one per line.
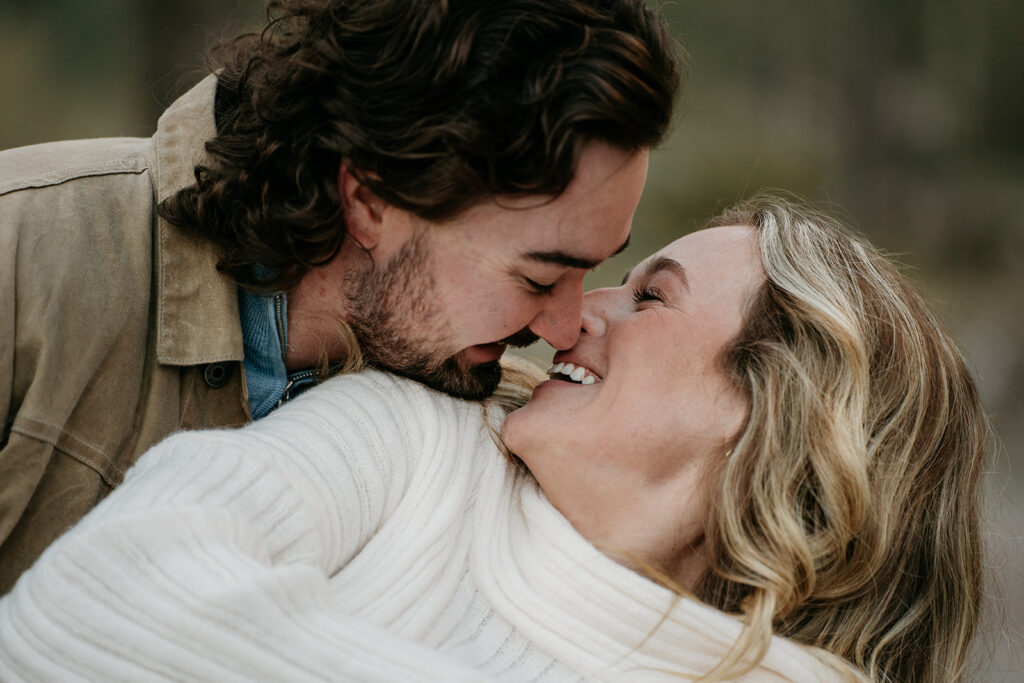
left=682, top=194, right=990, bottom=681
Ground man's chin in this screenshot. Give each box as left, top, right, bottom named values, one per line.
left=386, top=356, right=503, bottom=401
left=431, top=358, right=503, bottom=400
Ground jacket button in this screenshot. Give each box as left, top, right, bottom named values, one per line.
left=202, top=362, right=232, bottom=388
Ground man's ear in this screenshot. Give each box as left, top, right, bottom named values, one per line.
left=338, top=163, right=386, bottom=250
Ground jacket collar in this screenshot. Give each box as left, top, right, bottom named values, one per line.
left=153, top=74, right=244, bottom=366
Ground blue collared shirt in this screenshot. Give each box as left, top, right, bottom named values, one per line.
left=238, top=288, right=289, bottom=420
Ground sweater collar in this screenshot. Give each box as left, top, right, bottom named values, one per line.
left=153, top=74, right=243, bottom=366
left=472, top=467, right=841, bottom=681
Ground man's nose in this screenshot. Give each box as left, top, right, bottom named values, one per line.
left=528, top=279, right=584, bottom=350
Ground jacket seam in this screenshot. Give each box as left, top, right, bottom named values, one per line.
left=10, top=417, right=124, bottom=488
left=0, top=164, right=149, bottom=198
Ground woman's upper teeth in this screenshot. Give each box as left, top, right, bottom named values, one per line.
left=546, top=362, right=600, bottom=384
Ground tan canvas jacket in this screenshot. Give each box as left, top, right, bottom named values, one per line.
left=0, top=75, right=252, bottom=592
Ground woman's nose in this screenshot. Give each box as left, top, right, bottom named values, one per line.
left=580, top=287, right=620, bottom=337
left=522, top=271, right=585, bottom=350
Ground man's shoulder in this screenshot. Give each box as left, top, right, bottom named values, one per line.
left=0, top=137, right=157, bottom=280
left=0, top=138, right=159, bottom=337
left=0, top=137, right=152, bottom=197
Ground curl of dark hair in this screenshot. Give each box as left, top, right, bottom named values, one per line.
left=158, top=0, right=683, bottom=291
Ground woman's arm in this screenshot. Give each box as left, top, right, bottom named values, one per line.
left=0, top=371, right=489, bottom=681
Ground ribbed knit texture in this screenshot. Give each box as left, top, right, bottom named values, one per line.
left=0, top=371, right=841, bottom=682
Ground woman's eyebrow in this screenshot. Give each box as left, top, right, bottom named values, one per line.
left=621, top=255, right=689, bottom=290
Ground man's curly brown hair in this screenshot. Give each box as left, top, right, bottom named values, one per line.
left=158, top=0, right=683, bottom=292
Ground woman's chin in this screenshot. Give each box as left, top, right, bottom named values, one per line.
left=500, top=401, right=540, bottom=458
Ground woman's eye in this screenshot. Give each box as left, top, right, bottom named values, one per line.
left=525, top=278, right=556, bottom=295
left=632, top=286, right=664, bottom=305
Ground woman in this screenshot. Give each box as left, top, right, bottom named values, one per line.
left=0, top=196, right=987, bottom=681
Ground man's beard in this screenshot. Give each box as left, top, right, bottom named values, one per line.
left=343, top=233, right=535, bottom=400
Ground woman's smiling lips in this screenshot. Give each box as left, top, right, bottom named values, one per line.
left=545, top=360, right=602, bottom=385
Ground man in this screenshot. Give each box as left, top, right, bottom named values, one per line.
left=0, top=0, right=680, bottom=592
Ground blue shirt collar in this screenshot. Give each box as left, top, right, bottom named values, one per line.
left=238, top=288, right=289, bottom=419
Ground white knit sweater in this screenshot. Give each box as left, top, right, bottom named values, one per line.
left=0, top=370, right=842, bottom=682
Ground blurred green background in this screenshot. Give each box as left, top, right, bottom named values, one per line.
left=1, top=0, right=1020, bottom=678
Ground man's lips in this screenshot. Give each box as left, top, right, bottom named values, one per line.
left=464, top=342, right=507, bottom=364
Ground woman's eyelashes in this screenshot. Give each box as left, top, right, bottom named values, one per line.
left=632, top=285, right=665, bottom=306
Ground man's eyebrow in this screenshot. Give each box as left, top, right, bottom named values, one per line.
left=524, top=234, right=631, bottom=270
left=620, top=255, right=689, bottom=290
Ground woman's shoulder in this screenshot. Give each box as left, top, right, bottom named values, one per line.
left=261, top=369, right=494, bottom=457
left=666, top=597, right=858, bottom=681
left=295, top=369, right=487, bottom=422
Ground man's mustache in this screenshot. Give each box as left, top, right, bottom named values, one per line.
left=499, top=328, right=540, bottom=348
